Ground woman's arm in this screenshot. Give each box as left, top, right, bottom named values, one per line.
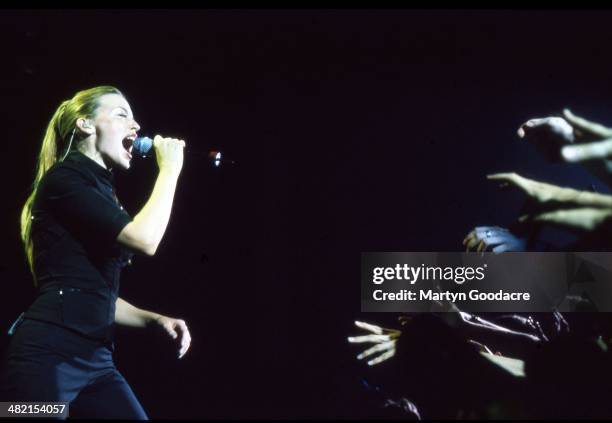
left=115, top=297, right=192, bottom=358
left=117, top=135, right=185, bottom=256
left=115, top=297, right=162, bottom=328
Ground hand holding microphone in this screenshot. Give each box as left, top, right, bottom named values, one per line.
left=154, top=135, right=185, bottom=174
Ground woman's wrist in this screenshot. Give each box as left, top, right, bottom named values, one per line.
left=158, top=166, right=181, bottom=179
left=146, top=312, right=164, bottom=327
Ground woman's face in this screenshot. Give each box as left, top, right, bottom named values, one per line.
left=90, top=93, right=140, bottom=170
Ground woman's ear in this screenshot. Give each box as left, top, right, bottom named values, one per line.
left=76, top=118, right=95, bottom=135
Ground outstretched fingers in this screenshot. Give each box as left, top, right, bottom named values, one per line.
left=347, top=334, right=391, bottom=343
left=367, top=349, right=396, bottom=366
left=487, top=173, right=535, bottom=196
left=487, top=172, right=520, bottom=185
left=561, top=138, right=612, bottom=162
left=354, top=320, right=383, bottom=335
left=563, top=109, right=612, bottom=139
left=357, top=341, right=395, bottom=360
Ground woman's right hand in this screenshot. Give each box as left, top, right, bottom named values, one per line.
left=153, top=135, right=186, bottom=174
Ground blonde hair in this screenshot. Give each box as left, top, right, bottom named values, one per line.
left=20, top=86, right=123, bottom=284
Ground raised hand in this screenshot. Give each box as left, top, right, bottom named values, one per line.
left=348, top=320, right=401, bottom=366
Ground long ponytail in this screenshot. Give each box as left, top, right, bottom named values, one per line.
left=20, top=86, right=123, bottom=285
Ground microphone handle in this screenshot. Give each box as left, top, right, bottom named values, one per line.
left=133, top=137, right=235, bottom=165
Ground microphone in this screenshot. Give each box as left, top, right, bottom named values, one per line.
left=132, top=137, right=235, bottom=166
left=132, top=136, right=153, bottom=158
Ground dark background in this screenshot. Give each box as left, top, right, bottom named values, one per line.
left=1, top=9, right=612, bottom=418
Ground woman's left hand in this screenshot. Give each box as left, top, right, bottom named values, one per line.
left=153, top=315, right=192, bottom=359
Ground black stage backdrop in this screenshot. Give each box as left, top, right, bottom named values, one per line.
left=0, top=9, right=611, bottom=419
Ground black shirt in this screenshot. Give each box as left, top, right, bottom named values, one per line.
left=23, top=151, right=133, bottom=342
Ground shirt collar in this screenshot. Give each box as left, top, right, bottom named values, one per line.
left=64, top=151, right=114, bottom=184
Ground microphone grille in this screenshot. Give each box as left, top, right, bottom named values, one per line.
left=133, top=136, right=153, bottom=157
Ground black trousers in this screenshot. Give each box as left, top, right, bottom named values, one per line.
left=0, top=318, right=148, bottom=420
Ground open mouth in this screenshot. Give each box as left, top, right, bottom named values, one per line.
left=122, top=136, right=135, bottom=155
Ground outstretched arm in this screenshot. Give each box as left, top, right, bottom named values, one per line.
left=519, top=207, right=612, bottom=232
left=487, top=172, right=612, bottom=208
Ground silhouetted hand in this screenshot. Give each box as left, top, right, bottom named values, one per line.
left=348, top=321, right=401, bottom=366
left=463, top=226, right=526, bottom=253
